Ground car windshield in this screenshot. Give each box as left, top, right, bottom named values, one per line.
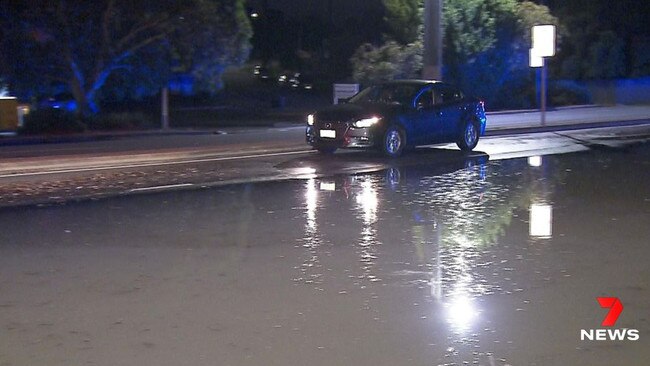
left=349, top=83, right=422, bottom=106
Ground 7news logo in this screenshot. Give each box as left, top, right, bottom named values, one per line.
left=580, top=297, right=640, bottom=341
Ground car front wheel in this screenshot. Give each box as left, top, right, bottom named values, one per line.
left=382, top=125, right=405, bottom=158
left=457, top=120, right=479, bottom=151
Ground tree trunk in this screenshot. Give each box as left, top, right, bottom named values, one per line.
left=69, top=76, right=92, bottom=117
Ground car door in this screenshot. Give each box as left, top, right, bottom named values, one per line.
left=408, top=87, right=441, bottom=145
left=434, top=84, right=466, bottom=140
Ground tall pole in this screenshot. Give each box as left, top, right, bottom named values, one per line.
left=423, top=0, right=443, bottom=80
left=531, top=24, right=555, bottom=127
left=161, top=87, right=169, bottom=130
left=541, top=59, right=547, bottom=126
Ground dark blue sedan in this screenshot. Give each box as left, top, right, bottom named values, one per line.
left=306, top=80, right=487, bottom=157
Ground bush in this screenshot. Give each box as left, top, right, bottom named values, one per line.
left=20, top=108, right=86, bottom=135
left=550, top=80, right=592, bottom=106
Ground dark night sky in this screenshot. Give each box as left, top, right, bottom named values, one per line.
left=247, top=0, right=650, bottom=36
left=247, top=0, right=383, bottom=25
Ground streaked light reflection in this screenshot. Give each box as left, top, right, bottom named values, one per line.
left=529, top=203, right=552, bottom=238
left=354, top=178, right=381, bottom=284
left=295, top=167, right=317, bottom=179
left=437, top=244, right=480, bottom=332
left=355, top=180, right=378, bottom=224
left=305, top=179, right=318, bottom=230
left=299, top=179, right=324, bottom=285
left=445, top=295, right=479, bottom=332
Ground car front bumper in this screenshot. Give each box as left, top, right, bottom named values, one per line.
left=306, top=125, right=376, bottom=149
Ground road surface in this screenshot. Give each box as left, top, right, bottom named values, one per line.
left=0, top=127, right=648, bottom=365
left=0, top=118, right=648, bottom=207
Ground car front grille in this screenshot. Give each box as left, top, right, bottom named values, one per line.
left=316, top=121, right=348, bottom=140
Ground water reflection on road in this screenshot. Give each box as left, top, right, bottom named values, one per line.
left=1, top=146, right=649, bottom=366
left=295, top=153, right=565, bottom=362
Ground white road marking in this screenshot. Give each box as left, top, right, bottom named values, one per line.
left=129, top=183, right=195, bottom=193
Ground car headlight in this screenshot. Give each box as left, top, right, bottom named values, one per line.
left=352, top=116, right=380, bottom=128
left=307, top=114, right=315, bottom=126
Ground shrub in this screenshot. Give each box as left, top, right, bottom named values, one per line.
left=550, top=80, right=592, bottom=106
left=20, top=108, right=86, bottom=135
left=89, top=112, right=155, bottom=131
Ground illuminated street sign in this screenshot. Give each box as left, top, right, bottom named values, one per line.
left=529, top=48, right=544, bottom=68
left=532, top=25, right=556, bottom=57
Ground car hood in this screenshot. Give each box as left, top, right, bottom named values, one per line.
left=314, top=103, right=401, bottom=122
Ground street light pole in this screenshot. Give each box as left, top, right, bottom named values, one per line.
left=423, top=0, right=443, bottom=80
left=161, top=87, right=169, bottom=130
left=531, top=25, right=555, bottom=127
left=541, top=58, right=547, bottom=126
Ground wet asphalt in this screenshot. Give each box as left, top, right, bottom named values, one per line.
left=1, top=124, right=649, bottom=208
left=0, top=136, right=649, bottom=365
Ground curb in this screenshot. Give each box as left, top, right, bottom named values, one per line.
left=0, top=129, right=224, bottom=146
left=485, top=118, right=650, bottom=137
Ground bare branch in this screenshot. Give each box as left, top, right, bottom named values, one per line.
left=43, top=74, right=70, bottom=83
left=125, top=32, right=168, bottom=56
left=101, top=0, right=116, bottom=55
left=55, top=1, right=85, bottom=87
left=114, top=13, right=172, bottom=55
left=95, top=0, right=116, bottom=83
left=88, top=31, right=167, bottom=90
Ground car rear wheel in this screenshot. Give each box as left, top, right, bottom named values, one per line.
left=457, top=120, right=479, bottom=151
left=382, top=126, right=405, bottom=158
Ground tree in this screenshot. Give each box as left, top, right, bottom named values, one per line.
left=350, top=0, right=423, bottom=86
left=551, top=0, right=650, bottom=79
left=516, top=1, right=563, bottom=45
left=0, top=0, right=251, bottom=115
left=383, top=0, right=422, bottom=44
left=444, top=0, right=561, bottom=108
left=350, top=41, right=422, bottom=85
left=585, top=31, right=626, bottom=79
left=351, top=0, right=560, bottom=109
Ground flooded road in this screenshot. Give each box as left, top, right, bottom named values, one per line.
left=1, top=143, right=649, bottom=365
